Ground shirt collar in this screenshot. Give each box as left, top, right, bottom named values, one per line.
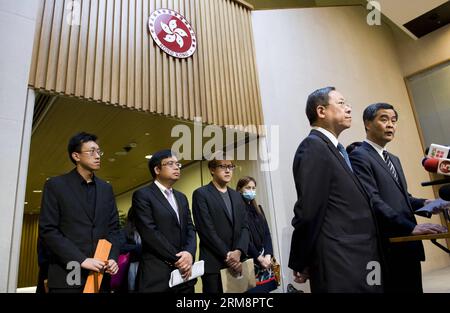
left=312, top=126, right=339, bottom=147
left=365, top=139, right=386, bottom=159
left=74, top=168, right=96, bottom=185
left=154, top=179, right=172, bottom=195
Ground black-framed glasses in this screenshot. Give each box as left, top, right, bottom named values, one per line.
left=80, top=149, right=104, bottom=157
left=216, top=164, right=236, bottom=171
left=161, top=161, right=182, bottom=169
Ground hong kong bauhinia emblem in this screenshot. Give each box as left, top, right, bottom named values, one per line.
left=148, top=9, right=197, bottom=58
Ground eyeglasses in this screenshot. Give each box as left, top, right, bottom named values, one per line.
left=216, top=164, right=236, bottom=171
left=161, top=161, right=182, bottom=169
left=80, top=149, right=104, bottom=157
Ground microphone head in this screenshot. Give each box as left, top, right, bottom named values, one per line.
left=439, top=184, right=450, bottom=201
left=423, top=158, right=439, bottom=172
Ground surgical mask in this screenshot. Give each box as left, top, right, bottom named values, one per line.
left=242, top=190, right=256, bottom=201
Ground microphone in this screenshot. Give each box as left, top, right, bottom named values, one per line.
left=423, top=157, right=440, bottom=172
left=439, top=184, right=450, bottom=201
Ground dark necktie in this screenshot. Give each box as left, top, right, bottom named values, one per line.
left=382, top=150, right=399, bottom=183
left=337, top=143, right=353, bottom=172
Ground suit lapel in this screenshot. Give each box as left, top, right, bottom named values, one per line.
left=311, top=130, right=369, bottom=199
left=362, top=142, right=403, bottom=191
left=65, top=170, right=94, bottom=222
left=173, top=190, right=184, bottom=230
left=207, top=182, right=233, bottom=224
left=150, top=183, right=180, bottom=227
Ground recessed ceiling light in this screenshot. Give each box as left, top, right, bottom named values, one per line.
left=106, top=181, right=110, bottom=184
left=33, top=190, right=42, bottom=193
left=145, top=133, right=150, bottom=136
left=129, top=142, right=137, bottom=148
left=145, top=154, right=153, bottom=160
left=24, top=202, right=28, bottom=205
left=108, top=158, right=116, bottom=162
left=114, top=151, right=127, bottom=156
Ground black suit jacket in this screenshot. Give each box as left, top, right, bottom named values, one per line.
left=39, top=169, right=120, bottom=289
left=192, top=182, right=249, bottom=274
left=288, top=130, right=383, bottom=293
left=349, top=141, right=427, bottom=261
left=133, top=182, right=196, bottom=292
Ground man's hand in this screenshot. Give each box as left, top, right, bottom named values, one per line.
left=225, top=250, right=241, bottom=267
left=229, top=262, right=243, bottom=276
left=181, top=267, right=192, bottom=280
left=81, top=258, right=106, bottom=272
left=424, top=199, right=450, bottom=214
left=412, top=223, right=447, bottom=235
left=175, top=251, right=193, bottom=274
left=293, top=270, right=309, bottom=284
left=257, top=255, right=272, bottom=269
left=105, top=259, right=119, bottom=275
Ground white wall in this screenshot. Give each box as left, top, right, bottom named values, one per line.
left=252, top=5, right=450, bottom=292
left=0, top=0, right=40, bottom=291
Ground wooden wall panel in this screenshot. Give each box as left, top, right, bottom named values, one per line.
left=29, top=0, right=263, bottom=131
left=17, top=214, right=39, bottom=288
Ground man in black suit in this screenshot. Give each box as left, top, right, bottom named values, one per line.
left=288, top=87, right=384, bottom=293
left=192, top=156, right=249, bottom=293
left=349, top=102, right=447, bottom=293
left=133, top=149, right=196, bottom=292
left=39, top=132, right=120, bottom=293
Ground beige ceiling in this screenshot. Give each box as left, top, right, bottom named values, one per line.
left=25, top=95, right=196, bottom=213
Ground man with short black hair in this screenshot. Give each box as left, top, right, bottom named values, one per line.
left=192, top=154, right=249, bottom=293
left=289, top=87, right=384, bottom=293
left=132, top=149, right=197, bottom=292
left=350, top=102, right=446, bottom=293
left=39, top=132, right=120, bottom=293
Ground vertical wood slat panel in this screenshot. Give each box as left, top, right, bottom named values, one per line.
left=75, top=0, right=90, bottom=97
left=225, top=0, right=238, bottom=128
left=127, top=0, right=135, bottom=108
left=142, top=0, right=149, bottom=111
left=66, top=0, right=81, bottom=95
left=111, top=0, right=121, bottom=104
left=102, top=0, right=114, bottom=103
left=45, top=0, right=64, bottom=91
left=93, top=0, right=106, bottom=101
left=29, top=0, right=263, bottom=133
left=35, top=0, right=56, bottom=88
left=28, top=0, right=45, bottom=86
left=55, top=0, right=70, bottom=93
left=17, top=215, right=39, bottom=288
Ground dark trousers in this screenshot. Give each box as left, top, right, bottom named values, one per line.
left=202, top=273, right=223, bottom=293
left=386, top=257, right=423, bottom=293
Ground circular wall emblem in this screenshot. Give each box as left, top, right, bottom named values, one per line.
left=148, top=9, right=196, bottom=58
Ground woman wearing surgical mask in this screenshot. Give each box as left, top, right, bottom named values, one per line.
left=236, top=176, right=276, bottom=292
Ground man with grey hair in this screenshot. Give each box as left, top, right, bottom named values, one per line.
left=288, top=87, right=384, bottom=293
left=349, top=102, right=446, bottom=293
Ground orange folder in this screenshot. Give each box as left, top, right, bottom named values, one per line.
left=83, top=239, right=112, bottom=293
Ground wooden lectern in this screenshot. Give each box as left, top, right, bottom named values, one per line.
left=83, top=239, right=112, bottom=293
left=390, top=209, right=450, bottom=254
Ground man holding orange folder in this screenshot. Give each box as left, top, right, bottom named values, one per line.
left=39, top=132, right=120, bottom=293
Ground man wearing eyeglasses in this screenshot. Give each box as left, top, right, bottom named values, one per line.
left=39, top=132, right=120, bottom=293
left=132, top=149, right=197, bottom=292
left=192, top=154, right=249, bottom=293
left=288, top=87, right=384, bottom=293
